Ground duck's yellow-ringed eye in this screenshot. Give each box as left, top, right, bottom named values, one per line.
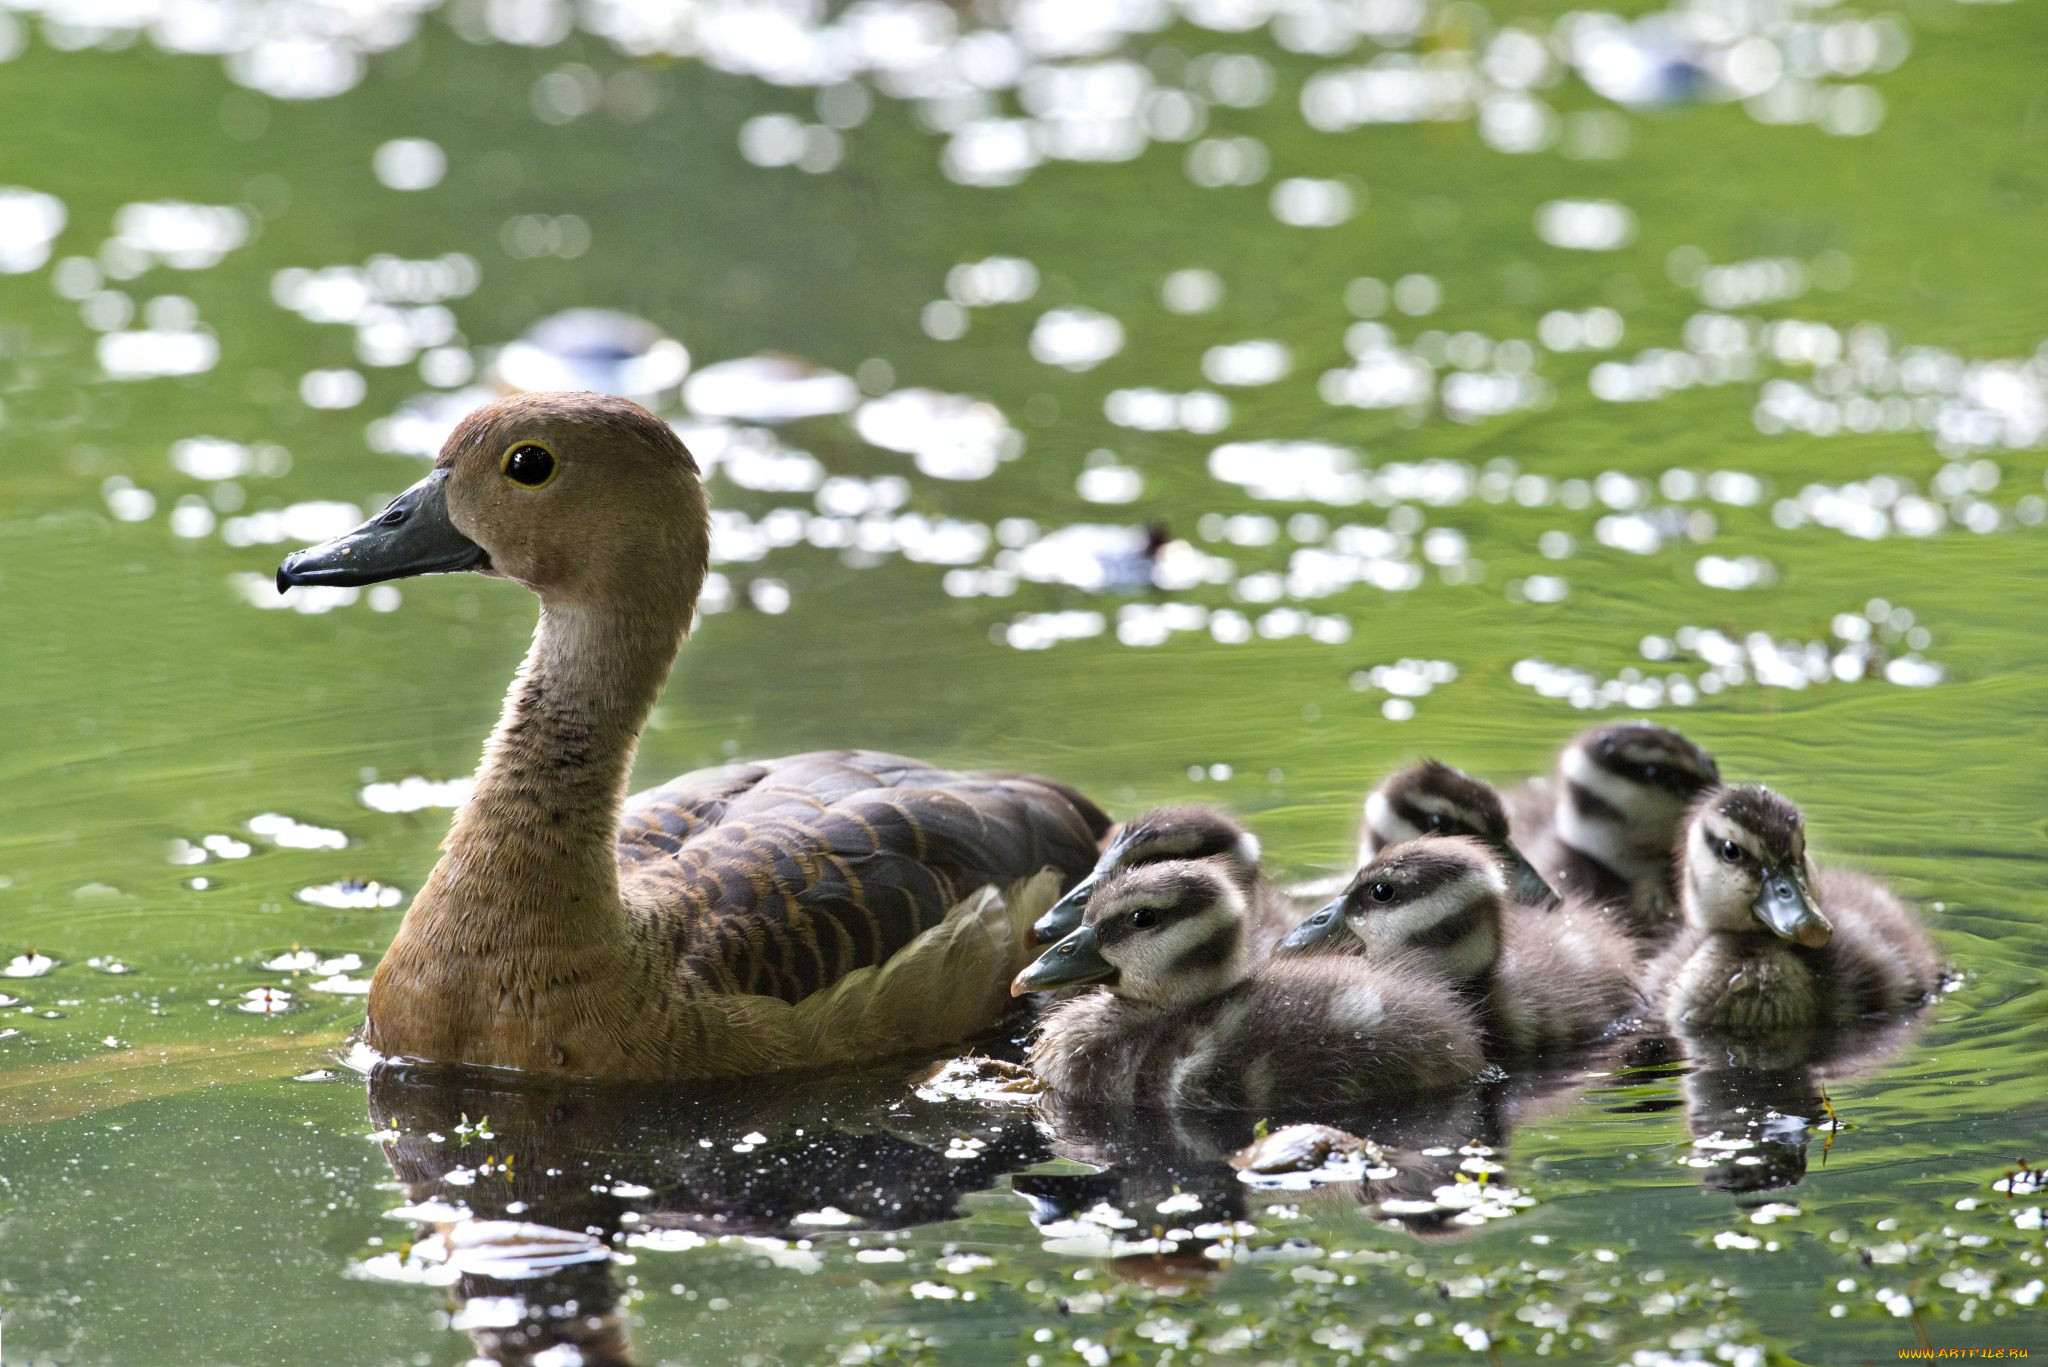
left=500, top=441, right=558, bottom=489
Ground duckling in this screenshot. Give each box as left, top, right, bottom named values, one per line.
left=1359, top=759, right=1558, bottom=908
left=1030, top=805, right=1296, bottom=954
left=1643, top=786, right=1943, bottom=1035
left=1013, top=856, right=1486, bottom=1110
left=1508, top=722, right=1721, bottom=938
left=276, top=392, right=1109, bottom=1081
left=1281, top=837, right=1640, bottom=1058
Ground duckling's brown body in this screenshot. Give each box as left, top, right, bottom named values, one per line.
left=283, top=394, right=1107, bottom=1080
left=1486, top=902, right=1642, bottom=1056
left=1646, top=867, right=1942, bottom=1034
left=1282, top=837, right=1638, bottom=1060
left=1644, top=787, right=1943, bottom=1035
left=1029, top=957, right=1487, bottom=1111
left=1017, top=857, right=1486, bottom=1111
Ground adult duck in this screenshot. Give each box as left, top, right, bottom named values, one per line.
left=277, top=392, right=1107, bottom=1080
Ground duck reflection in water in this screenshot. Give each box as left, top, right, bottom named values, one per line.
left=1015, top=1053, right=1618, bottom=1272
left=364, top=1058, right=1054, bottom=1365
left=1661, top=1013, right=1932, bottom=1197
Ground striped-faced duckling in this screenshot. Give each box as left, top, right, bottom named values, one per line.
left=1359, top=759, right=1558, bottom=908
left=1643, top=787, right=1944, bottom=1035
left=1509, top=722, right=1721, bottom=938
left=276, top=393, right=1108, bottom=1081
left=1281, top=836, right=1640, bottom=1059
left=1030, top=805, right=1296, bottom=955
left=1014, top=856, right=1487, bottom=1111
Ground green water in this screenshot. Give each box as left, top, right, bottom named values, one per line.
left=1, top=0, right=2045, bottom=1360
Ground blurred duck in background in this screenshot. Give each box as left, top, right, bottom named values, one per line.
left=1505, top=722, right=1722, bottom=939
left=1357, top=758, right=1558, bottom=908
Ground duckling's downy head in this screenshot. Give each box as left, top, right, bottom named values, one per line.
left=1362, top=760, right=1554, bottom=906
left=1031, top=805, right=1259, bottom=944
left=1282, top=836, right=1504, bottom=985
left=1013, top=856, right=1249, bottom=1008
left=278, top=392, right=710, bottom=616
left=1679, top=786, right=1831, bottom=948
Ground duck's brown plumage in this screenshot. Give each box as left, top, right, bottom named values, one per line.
left=617, top=751, right=1107, bottom=1002
left=277, top=393, right=1107, bottom=1080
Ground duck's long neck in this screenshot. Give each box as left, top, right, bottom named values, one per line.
left=421, top=597, right=684, bottom=952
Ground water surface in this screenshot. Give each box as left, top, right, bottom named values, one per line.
left=1, top=0, right=2045, bottom=1360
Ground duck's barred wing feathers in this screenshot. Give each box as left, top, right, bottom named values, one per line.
left=618, top=749, right=1109, bottom=1003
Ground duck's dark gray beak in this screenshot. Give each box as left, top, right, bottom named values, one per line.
left=1753, top=866, right=1830, bottom=948
left=1011, top=925, right=1115, bottom=995
left=1279, top=895, right=1351, bottom=954
left=1503, top=842, right=1559, bottom=910
left=1032, top=872, right=1100, bottom=944
left=276, top=468, right=486, bottom=592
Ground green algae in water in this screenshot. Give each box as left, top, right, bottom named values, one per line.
left=1, top=0, right=2046, bottom=1360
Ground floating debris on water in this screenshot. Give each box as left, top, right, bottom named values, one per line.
left=308, top=974, right=372, bottom=996
left=233, top=986, right=298, bottom=1015
left=913, top=1055, right=1039, bottom=1105
left=369, top=1219, right=611, bottom=1287
left=4, top=951, right=56, bottom=978
left=1231, top=1124, right=1389, bottom=1184
left=86, top=957, right=133, bottom=975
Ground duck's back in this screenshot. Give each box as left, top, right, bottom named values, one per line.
left=618, top=749, right=1109, bottom=1002
left=1492, top=901, right=1641, bottom=1055
left=1807, top=866, right=1944, bottom=1016
left=1029, top=959, right=1485, bottom=1111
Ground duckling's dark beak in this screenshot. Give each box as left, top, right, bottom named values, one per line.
left=1032, top=873, right=1100, bottom=945
left=1753, top=867, right=1831, bottom=948
left=1279, top=895, right=1350, bottom=954
left=276, top=468, right=486, bottom=592
left=1503, top=842, right=1560, bottom=910
left=1011, top=925, right=1115, bottom=995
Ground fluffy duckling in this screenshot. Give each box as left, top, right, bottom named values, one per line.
left=275, top=393, right=1108, bottom=1080
left=1014, top=856, right=1487, bottom=1111
left=1281, top=837, right=1640, bottom=1058
left=1030, top=806, right=1296, bottom=954
left=1643, top=787, right=1943, bottom=1035
left=1359, top=759, right=1558, bottom=908
left=1508, top=722, right=1721, bottom=938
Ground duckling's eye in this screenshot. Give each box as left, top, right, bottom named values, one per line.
left=1717, top=838, right=1745, bottom=865
left=1369, top=881, right=1394, bottom=903
left=1129, top=907, right=1159, bottom=929
left=1425, top=813, right=1444, bottom=831
left=502, top=442, right=557, bottom=488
